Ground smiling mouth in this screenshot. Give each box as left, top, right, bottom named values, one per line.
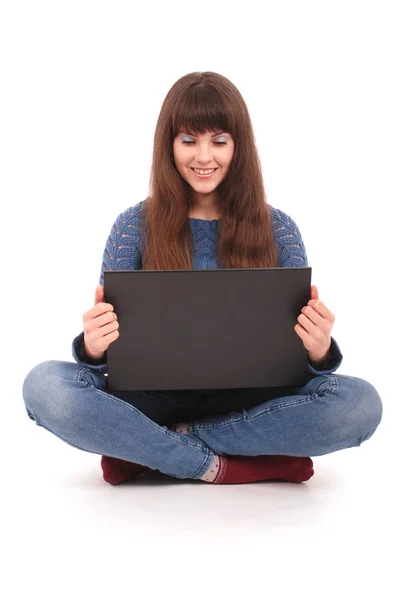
left=190, top=168, right=218, bottom=178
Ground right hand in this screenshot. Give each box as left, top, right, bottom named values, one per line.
left=82, top=285, right=119, bottom=359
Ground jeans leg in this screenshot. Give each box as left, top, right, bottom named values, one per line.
left=22, top=360, right=215, bottom=479
left=184, top=374, right=383, bottom=457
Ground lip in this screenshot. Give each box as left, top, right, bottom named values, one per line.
left=190, top=168, right=218, bottom=179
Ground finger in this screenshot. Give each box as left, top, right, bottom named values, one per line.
left=86, top=302, right=114, bottom=320
left=301, top=305, right=326, bottom=327
left=297, top=313, right=320, bottom=336
left=294, top=323, right=313, bottom=345
left=85, top=319, right=119, bottom=346
left=87, top=329, right=119, bottom=353
left=307, top=298, right=334, bottom=320
left=297, top=312, right=332, bottom=341
left=85, top=311, right=116, bottom=333
left=95, top=285, right=104, bottom=305
left=298, top=313, right=332, bottom=337
left=94, top=311, right=117, bottom=329
left=103, top=329, right=119, bottom=345
left=98, top=319, right=119, bottom=337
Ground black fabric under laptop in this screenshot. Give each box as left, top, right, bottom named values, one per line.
left=104, top=267, right=312, bottom=392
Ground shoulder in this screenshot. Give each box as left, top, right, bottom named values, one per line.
left=100, top=201, right=146, bottom=283
left=269, top=205, right=301, bottom=232
left=108, top=200, right=146, bottom=243
left=113, top=200, right=146, bottom=229
left=268, top=204, right=305, bottom=242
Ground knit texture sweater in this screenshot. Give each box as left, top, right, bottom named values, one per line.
left=72, top=199, right=343, bottom=379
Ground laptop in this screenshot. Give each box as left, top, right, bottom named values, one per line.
left=104, top=267, right=312, bottom=392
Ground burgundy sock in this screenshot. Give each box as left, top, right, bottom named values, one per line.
left=101, top=456, right=151, bottom=485
left=203, top=454, right=314, bottom=484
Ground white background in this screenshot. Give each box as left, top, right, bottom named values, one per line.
left=1, top=1, right=400, bottom=598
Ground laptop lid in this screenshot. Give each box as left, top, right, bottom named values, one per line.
left=104, top=267, right=312, bottom=391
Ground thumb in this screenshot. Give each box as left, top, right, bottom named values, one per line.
left=310, top=285, right=319, bottom=300
left=94, top=284, right=104, bottom=305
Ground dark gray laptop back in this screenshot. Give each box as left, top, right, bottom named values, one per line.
left=104, top=267, right=311, bottom=392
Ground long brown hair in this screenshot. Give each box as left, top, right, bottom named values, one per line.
left=142, top=71, right=278, bottom=270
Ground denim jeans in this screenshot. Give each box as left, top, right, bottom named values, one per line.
left=22, top=360, right=383, bottom=480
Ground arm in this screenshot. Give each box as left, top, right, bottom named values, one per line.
left=271, top=208, right=343, bottom=375
left=72, top=202, right=144, bottom=373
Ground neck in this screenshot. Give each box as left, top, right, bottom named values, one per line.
left=189, top=193, right=221, bottom=220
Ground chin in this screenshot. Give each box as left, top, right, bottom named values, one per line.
left=195, top=185, right=219, bottom=193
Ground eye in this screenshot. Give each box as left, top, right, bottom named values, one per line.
left=181, top=139, right=228, bottom=145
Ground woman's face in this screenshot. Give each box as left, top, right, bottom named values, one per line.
left=172, top=129, right=235, bottom=198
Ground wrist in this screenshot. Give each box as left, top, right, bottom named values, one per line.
left=82, top=339, right=105, bottom=362
left=308, top=346, right=331, bottom=367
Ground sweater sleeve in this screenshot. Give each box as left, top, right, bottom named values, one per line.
left=99, top=204, right=144, bottom=286
left=306, top=336, right=343, bottom=375
left=272, top=207, right=343, bottom=375
left=71, top=203, right=144, bottom=373
left=272, top=207, right=309, bottom=268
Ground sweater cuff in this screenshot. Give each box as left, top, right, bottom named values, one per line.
left=72, top=331, right=108, bottom=375
left=306, top=336, right=343, bottom=376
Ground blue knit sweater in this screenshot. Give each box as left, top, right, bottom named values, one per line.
left=72, top=200, right=343, bottom=379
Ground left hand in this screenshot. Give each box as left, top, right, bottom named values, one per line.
left=294, top=285, right=335, bottom=362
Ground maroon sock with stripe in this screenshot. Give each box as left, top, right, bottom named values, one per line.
left=101, top=454, right=314, bottom=485
left=101, top=456, right=151, bottom=485
left=200, top=454, right=314, bottom=484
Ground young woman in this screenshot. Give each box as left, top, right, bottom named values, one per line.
left=22, top=72, right=383, bottom=486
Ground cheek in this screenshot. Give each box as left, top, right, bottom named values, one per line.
left=173, top=153, right=189, bottom=178
left=222, top=155, right=234, bottom=169
left=172, top=140, right=185, bottom=162
left=224, top=146, right=235, bottom=166
left=173, top=147, right=189, bottom=168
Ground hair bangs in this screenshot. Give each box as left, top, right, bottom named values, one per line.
left=171, top=84, right=236, bottom=138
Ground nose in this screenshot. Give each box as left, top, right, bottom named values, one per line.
left=195, top=142, right=213, bottom=164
